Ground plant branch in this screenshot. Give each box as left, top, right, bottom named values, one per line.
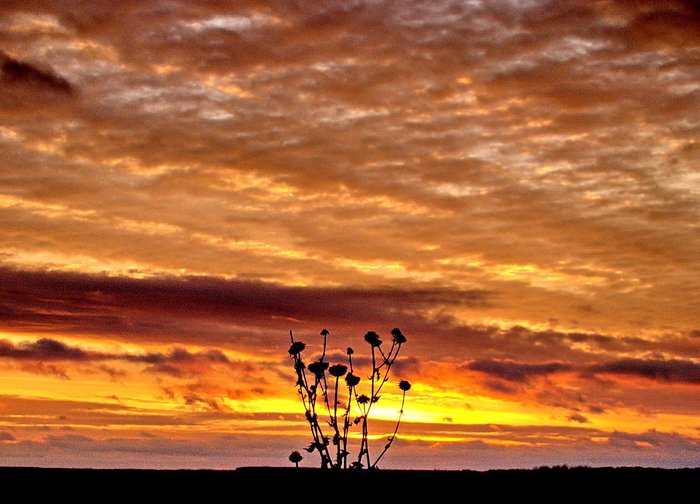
left=371, top=390, right=406, bottom=468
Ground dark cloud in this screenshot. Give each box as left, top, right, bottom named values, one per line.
left=482, top=379, right=518, bottom=395
left=589, top=358, right=700, bottom=384
left=621, top=1, right=700, bottom=49
left=0, top=431, right=15, bottom=441
left=18, top=362, right=70, bottom=379
left=182, top=392, right=219, bottom=411
left=0, top=267, right=695, bottom=366
left=0, top=338, right=88, bottom=360
left=96, top=364, right=128, bottom=380
left=567, top=412, right=589, bottom=424
left=465, top=359, right=572, bottom=382
left=0, top=52, right=72, bottom=93
left=0, top=266, right=492, bottom=355
left=607, top=429, right=700, bottom=452
left=143, top=363, right=186, bottom=378
left=0, top=267, right=489, bottom=323
left=0, top=336, right=237, bottom=381
left=464, top=354, right=700, bottom=390
left=133, top=347, right=230, bottom=365
left=0, top=394, right=298, bottom=431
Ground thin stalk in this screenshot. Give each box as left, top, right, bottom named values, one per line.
left=320, top=372, right=333, bottom=422
left=377, top=342, right=389, bottom=363
left=374, top=342, right=402, bottom=400
left=365, top=345, right=378, bottom=465
left=318, top=331, right=333, bottom=443
left=333, top=375, right=341, bottom=468
left=369, top=345, right=376, bottom=406
left=363, top=416, right=370, bottom=468
left=353, top=398, right=369, bottom=468
left=309, top=378, right=333, bottom=467
left=371, top=390, right=406, bottom=468
left=333, top=376, right=340, bottom=426
left=342, top=387, right=353, bottom=469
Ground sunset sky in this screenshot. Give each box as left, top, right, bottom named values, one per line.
left=1, top=0, right=699, bottom=470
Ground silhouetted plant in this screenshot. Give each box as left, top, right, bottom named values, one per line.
left=289, top=450, right=303, bottom=468
left=288, top=328, right=410, bottom=469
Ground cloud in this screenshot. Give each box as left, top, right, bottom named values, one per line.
left=0, top=266, right=492, bottom=353
left=620, top=1, right=700, bottom=49
left=182, top=392, right=219, bottom=411
left=18, top=362, right=70, bottom=379
left=465, top=359, right=572, bottom=382
left=482, top=379, right=518, bottom=395
left=464, top=354, right=700, bottom=391
left=0, top=337, right=227, bottom=364
left=96, top=364, right=128, bottom=380
left=0, top=53, right=72, bottom=94
left=589, top=358, right=700, bottom=384
left=0, top=431, right=15, bottom=441
left=0, top=336, right=239, bottom=381
left=0, top=0, right=696, bottom=343
left=567, top=412, right=589, bottom=424
left=0, top=267, right=489, bottom=324
left=143, top=363, right=186, bottom=378
left=607, top=429, right=700, bottom=452
left=0, top=394, right=296, bottom=433
left=0, top=267, right=696, bottom=366
left=0, top=337, right=88, bottom=360
left=132, top=347, right=230, bottom=365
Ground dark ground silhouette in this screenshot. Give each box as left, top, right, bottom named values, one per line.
left=0, top=466, right=696, bottom=498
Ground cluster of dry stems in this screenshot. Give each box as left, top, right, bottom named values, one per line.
left=288, top=328, right=411, bottom=469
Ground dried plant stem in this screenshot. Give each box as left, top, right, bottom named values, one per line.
left=364, top=417, right=371, bottom=468
left=342, top=388, right=353, bottom=469
left=371, top=389, right=406, bottom=468
left=364, top=345, right=378, bottom=466
left=290, top=328, right=409, bottom=470
left=333, top=375, right=341, bottom=467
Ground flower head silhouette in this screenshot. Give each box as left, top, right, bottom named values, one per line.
left=391, top=328, right=407, bottom=344
left=288, top=341, right=306, bottom=355
left=364, top=331, right=382, bottom=347
left=307, top=361, right=329, bottom=376
left=345, top=373, right=360, bottom=387
left=329, top=364, right=348, bottom=377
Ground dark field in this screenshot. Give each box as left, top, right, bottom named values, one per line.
left=1, top=466, right=696, bottom=498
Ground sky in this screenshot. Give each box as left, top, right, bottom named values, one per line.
left=0, top=0, right=699, bottom=470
